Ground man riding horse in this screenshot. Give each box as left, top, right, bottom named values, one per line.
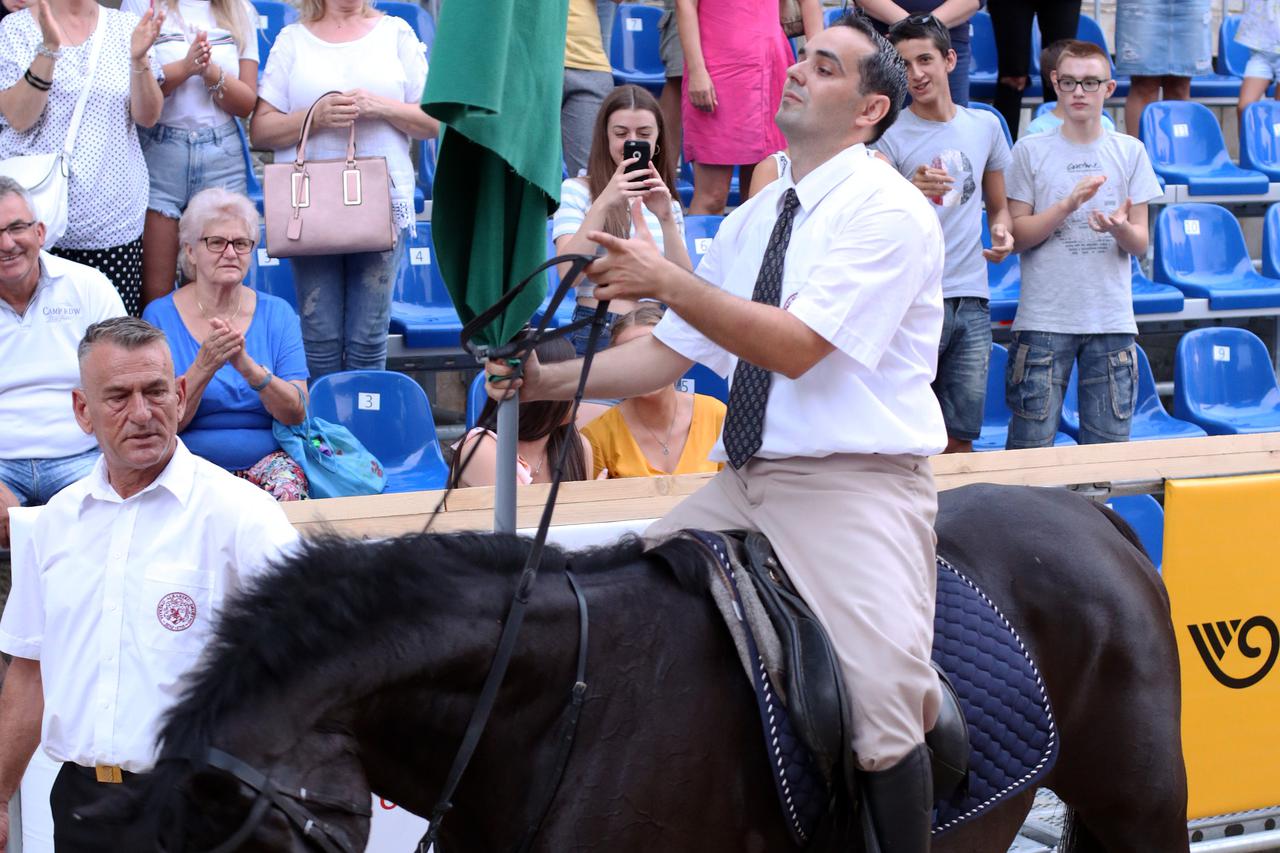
left=487, top=13, right=947, bottom=852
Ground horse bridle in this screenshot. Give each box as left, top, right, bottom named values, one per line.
left=158, top=748, right=371, bottom=853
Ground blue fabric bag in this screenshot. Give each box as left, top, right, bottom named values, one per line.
left=273, top=415, right=386, bottom=498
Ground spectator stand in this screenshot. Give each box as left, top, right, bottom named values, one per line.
left=1140, top=101, right=1278, bottom=204
left=610, top=3, right=665, bottom=96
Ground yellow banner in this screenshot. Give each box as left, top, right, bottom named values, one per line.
left=1164, top=474, right=1280, bottom=819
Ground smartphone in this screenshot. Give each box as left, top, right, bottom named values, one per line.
left=623, top=139, right=652, bottom=174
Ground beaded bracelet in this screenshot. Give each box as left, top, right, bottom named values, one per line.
left=206, top=66, right=226, bottom=99
left=250, top=368, right=273, bottom=392
left=35, top=43, right=62, bottom=60
left=23, top=68, right=51, bottom=91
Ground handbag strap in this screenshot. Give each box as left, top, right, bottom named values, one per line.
left=63, top=9, right=110, bottom=157
left=294, top=90, right=359, bottom=168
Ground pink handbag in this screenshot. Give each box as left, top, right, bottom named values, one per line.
left=263, top=91, right=397, bottom=258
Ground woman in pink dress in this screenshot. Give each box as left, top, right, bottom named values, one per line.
left=676, top=0, right=821, bottom=213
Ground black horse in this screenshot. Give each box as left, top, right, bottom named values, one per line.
left=87, top=483, right=1189, bottom=852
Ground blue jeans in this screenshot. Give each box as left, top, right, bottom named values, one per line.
left=568, top=302, right=621, bottom=356
left=949, top=39, right=971, bottom=108
left=138, top=120, right=248, bottom=219
left=0, top=448, right=99, bottom=505
left=933, top=297, right=991, bottom=442
left=290, top=230, right=404, bottom=379
left=1005, top=331, right=1138, bottom=448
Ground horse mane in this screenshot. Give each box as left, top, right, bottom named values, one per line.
left=156, top=530, right=658, bottom=765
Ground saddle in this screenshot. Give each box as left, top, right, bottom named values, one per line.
left=683, top=530, right=971, bottom=846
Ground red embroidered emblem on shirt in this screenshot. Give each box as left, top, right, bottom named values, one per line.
left=157, top=592, right=198, bottom=632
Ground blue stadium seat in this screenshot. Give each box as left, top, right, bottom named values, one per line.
left=981, top=212, right=1020, bottom=323
left=974, top=343, right=1077, bottom=451
left=1240, top=101, right=1280, bottom=181
left=377, top=0, right=435, bottom=54
left=968, top=11, right=998, bottom=101
left=235, top=120, right=263, bottom=213
left=532, top=221, right=576, bottom=330
left=1106, top=494, right=1164, bottom=571
left=309, top=370, right=450, bottom=492
left=1261, top=203, right=1280, bottom=279
left=1173, top=327, right=1280, bottom=435
left=683, top=214, right=724, bottom=270
left=968, top=101, right=1012, bottom=148
left=1216, top=15, right=1251, bottom=77
left=388, top=223, right=465, bottom=348
left=246, top=224, right=297, bottom=310
left=1059, top=343, right=1207, bottom=441
left=1154, top=203, right=1280, bottom=309
left=823, top=6, right=844, bottom=27
left=678, top=160, right=740, bottom=209
left=1130, top=255, right=1184, bottom=314
left=413, top=137, right=438, bottom=210
left=610, top=4, right=665, bottom=94
left=1140, top=101, right=1269, bottom=195
left=677, top=362, right=728, bottom=403
left=251, top=0, right=297, bottom=66
left=1190, top=16, right=1258, bottom=100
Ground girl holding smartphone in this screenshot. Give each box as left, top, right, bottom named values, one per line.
left=553, top=84, right=692, bottom=355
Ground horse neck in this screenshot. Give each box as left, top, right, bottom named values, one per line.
left=346, top=571, right=592, bottom=834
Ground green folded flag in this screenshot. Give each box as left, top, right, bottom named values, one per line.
left=422, top=0, right=570, bottom=348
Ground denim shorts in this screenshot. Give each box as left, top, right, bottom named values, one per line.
left=139, top=120, right=248, bottom=220
left=1114, top=0, right=1213, bottom=77
left=0, top=447, right=99, bottom=505
left=932, top=297, right=991, bottom=442
left=1004, top=330, right=1137, bottom=449
left=1245, top=50, right=1280, bottom=81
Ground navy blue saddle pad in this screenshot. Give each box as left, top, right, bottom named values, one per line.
left=930, top=555, right=1058, bottom=835
left=689, top=532, right=1057, bottom=841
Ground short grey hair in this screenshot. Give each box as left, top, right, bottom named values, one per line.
left=78, top=317, right=170, bottom=365
left=0, top=176, right=38, bottom=221
left=176, top=187, right=259, bottom=281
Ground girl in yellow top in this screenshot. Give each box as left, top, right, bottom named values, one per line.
left=582, top=305, right=726, bottom=478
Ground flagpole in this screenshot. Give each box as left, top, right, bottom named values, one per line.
left=494, top=393, right=518, bottom=532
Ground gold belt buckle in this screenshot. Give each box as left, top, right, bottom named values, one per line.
left=94, top=764, right=123, bottom=784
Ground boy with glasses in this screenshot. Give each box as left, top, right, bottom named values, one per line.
left=1004, top=40, right=1162, bottom=447
left=1025, top=39, right=1117, bottom=135
left=876, top=14, right=1015, bottom=453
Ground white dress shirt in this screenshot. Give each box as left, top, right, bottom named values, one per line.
left=654, top=143, right=948, bottom=459
left=0, top=253, right=125, bottom=460
left=0, top=440, right=299, bottom=771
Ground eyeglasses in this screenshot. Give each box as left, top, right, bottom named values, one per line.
left=201, top=236, right=255, bottom=254
left=1056, top=77, right=1110, bottom=92
left=0, top=220, right=36, bottom=239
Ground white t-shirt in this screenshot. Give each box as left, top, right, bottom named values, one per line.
left=0, top=253, right=126, bottom=460
left=0, top=9, right=163, bottom=249
left=0, top=441, right=299, bottom=772
left=874, top=105, right=1012, bottom=299
left=654, top=144, right=948, bottom=460
left=121, top=0, right=259, bottom=130
left=551, top=176, right=685, bottom=290
left=1006, top=127, right=1163, bottom=334
left=258, top=16, right=428, bottom=230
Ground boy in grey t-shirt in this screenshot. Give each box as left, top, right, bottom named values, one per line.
left=1005, top=40, right=1163, bottom=448
left=879, top=16, right=1015, bottom=453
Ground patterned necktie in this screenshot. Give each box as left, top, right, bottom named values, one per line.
left=721, top=188, right=801, bottom=469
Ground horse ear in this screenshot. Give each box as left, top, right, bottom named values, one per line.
left=71, top=777, right=151, bottom=824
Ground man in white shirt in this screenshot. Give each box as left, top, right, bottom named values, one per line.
left=0, top=317, right=298, bottom=850
left=489, top=15, right=946, bottom=851
left=0, top=177, right=125, bottom=551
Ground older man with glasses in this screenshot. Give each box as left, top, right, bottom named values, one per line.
left=0, top=176, right=124, bottom=553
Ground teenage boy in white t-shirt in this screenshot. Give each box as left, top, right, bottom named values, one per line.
left=877, top=15, right=1015, bottom=453
left=1005, top=40, right=1163, bottom=448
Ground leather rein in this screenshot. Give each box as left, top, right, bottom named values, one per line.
left=177, top=255, right=606, bottom=853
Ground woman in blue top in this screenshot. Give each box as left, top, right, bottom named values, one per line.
left=142, top=187, right=310, bottom=499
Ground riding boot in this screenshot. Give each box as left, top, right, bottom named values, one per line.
left=861, top=742, right=933, bottom=853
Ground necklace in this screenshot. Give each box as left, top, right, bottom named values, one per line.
left=196, top=288, right=244, bottom=327
left=633, top=399, right=679, bottom=456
